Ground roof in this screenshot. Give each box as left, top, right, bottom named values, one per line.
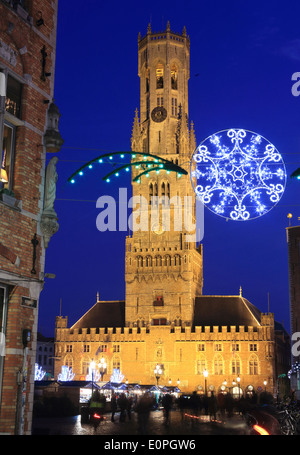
left=71, top=300, right=125, bottom=330
left=193, top=295, right=261, bottom=328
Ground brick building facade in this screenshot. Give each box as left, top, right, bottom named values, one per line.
left=0, top=0, right=62, bottom=434
left=54, top=24, right=290, bottom=399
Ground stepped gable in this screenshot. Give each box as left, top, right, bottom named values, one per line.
left=71, top=300, right=125, bottom=330
left=193, top=296, right=262, bottom=328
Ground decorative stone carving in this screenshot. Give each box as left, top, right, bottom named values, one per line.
left=43, top=101, right=64, bottom=154
left=41, top=157, right=59, bottom=248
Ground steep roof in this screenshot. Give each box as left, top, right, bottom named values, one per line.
left=70, top=300, right=125, bottom=330
left=193, top=295, right=261, bottom=328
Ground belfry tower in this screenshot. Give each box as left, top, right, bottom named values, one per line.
left=125, top=23, right=203, bottom=327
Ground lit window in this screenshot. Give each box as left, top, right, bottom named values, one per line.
left=249, top=355, right=259, bottom=375
left=214, top=355, right=224, bottom=375
left=156, top=64, right=164, bottom=89
left=171, top=64, right=178, bottom=90
left=1, top=122, right=15, bottom=191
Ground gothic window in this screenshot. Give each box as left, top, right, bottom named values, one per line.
left=156, top=63, right=164, bottom=89
left=231, top=357, right=241, bottom=375
left=197, top=343, right=205, bottom=352
left=149, top=183, right=153, bottom=204
left=137, top=256, right=143, bottom=267
left=164, top=255, right=171, bottom=266
left=157, top=96, right=164, bottom=106
left=171, top=97, right=178, bottom=116
left=171, top=64, right=178, bottom=90
left=113, top=356, right=121, bottom=370
left=146, top=96, right=150, bottom=119
left=249, top=343, right=257, bottom=351
left=174, top=255, right=181, bottom=266
left=113, top=345, right=120, bottom=353
left=146, top=68, right=150, bottom=92
left=249, top=354, right=259, bottom=375
left=214, top=354, right=224, bottom=375
left=66, top=344, right=73, bottom=352
left=146, top=256, right=152, bottom=267
left=155, top=255, right=162, bottom=266
left=81, top=360, right=89, bottom=375
left=161, top=182, right=165, bottom=196
left=65, top=356, right=73, bottom=371
left=196, top=357, right=206, bottom=374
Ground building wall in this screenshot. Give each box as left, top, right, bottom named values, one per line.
left=54, top=313, right=277, bottom=396
left=0, top=0, right=60, bottom=435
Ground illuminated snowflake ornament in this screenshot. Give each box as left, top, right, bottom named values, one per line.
left=191, top=129, right=286, bottom=221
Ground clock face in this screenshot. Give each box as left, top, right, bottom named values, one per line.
left=151, top=106, right=167, bottom=123
left=151, top=222, right=165, bottom=235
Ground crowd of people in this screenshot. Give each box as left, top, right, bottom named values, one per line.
left=87, top=388, right=283, bottom=434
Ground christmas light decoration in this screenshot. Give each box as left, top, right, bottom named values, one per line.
left=58, top=365, right=75, bottom=381
left=35, top=363, right=46, bottom=381
left=110, top=369, right=125, bottom=383
left=67, top=151, right=187, bottom=185
left=191, top=129, right=286, bottom=221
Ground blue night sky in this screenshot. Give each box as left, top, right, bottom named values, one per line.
left=38, top=0, right=300, bottom=337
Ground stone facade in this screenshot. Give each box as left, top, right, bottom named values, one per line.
left=0, top=0, right=61, bottom=435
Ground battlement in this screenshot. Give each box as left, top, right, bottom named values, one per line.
left=138, top=22, right=189, bottom=50
left=55, top=321, right=273, bottom=343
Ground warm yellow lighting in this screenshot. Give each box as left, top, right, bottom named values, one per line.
left=0, top=168, right=8, bottom=183
left=287, top=213, right=293, bottom=219
left=203, top=369, right=208, bottom=378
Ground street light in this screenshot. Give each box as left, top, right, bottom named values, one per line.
left=154, top=364, right=162, bottom=386
left=203, top=369, right=208, bottom=396
left=90, top=359, right=96, bottom=396
left=264, top=380, right=267, bottom=392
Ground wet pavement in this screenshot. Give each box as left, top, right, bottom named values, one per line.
left=32, top=409, right=249, bottom=436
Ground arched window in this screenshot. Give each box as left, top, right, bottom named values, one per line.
left=155, top=255, right=162, bottom=266
left=249, top=354, right=259, bottom=375
left=231, top=357, right=241, bottom=375
left=146, top=68, right=150, bottom=92
left=137, top=256, right=143, bottom=267
left=214, top=354, right=224, bottom=375
left=113, top=356, right=121, bottom=371
left=164, top=255, right=171, bottom=266
left=156, top=63, right=164, bottom=89
left=196, top=356, right=206, bottom=375
left=171, top=64, right=178, bottom=90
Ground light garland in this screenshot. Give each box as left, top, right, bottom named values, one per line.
left=191, top=129, right=286, bottom=221
left=35, top=363, right=46, bottom=381
left=58, top=365, right=75, bottom=381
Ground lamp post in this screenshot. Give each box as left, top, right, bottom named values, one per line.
left=98, top=357, right=107, bottom=382
left=264, top=380, right=267, bottom=392
left=154, top=364, right=162, bottom=386
left=90, top=359, right=96, bottom=396
left=203, top=369, right=208, bottom=396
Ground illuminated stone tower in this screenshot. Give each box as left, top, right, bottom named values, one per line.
left=125, top=23, right=203, bottom=328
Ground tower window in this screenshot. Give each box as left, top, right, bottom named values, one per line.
left=156, top=64, right=164, bottom=89
left=171, top=64, right=178, bottom=90
left=157, top=97, right=163, bottom=106
left=171, top=98, right=178, bottom=116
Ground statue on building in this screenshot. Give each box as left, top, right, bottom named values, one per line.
left=41, top=156, right=59, bottom=248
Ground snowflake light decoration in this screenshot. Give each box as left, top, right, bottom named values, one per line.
left=190, top=129, right=286, bottom=221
